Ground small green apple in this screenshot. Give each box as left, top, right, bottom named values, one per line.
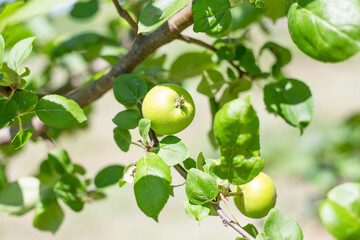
left=142, top=84, right=195, bottom=135
left=234, top=172, right=277, bottom=218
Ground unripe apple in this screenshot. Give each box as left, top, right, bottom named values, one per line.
left=142, top=84, right=195, bottom=135
left=234, top=172, right=277, bottom=218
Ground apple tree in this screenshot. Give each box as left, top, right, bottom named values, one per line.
left=0, top=0, right=359, bottom=239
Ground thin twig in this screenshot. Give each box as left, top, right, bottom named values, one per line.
left=174, top=164, right=188, bottom=179
left=112, top=0, right=138, bottom=34
left=177, top=34, right=246, bottom=78
left=212, top=204, right=256, bottom=240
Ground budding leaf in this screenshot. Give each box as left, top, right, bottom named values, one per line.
left=11, top=127, right=33, bottom=150
left=54, top=174, right=85, bottom=212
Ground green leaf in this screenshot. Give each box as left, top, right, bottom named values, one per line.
left=183, top=158, right=196, bottom=170
left=11, top=127, right=33, bottom=150
left=70, top=0, right=98, bottom=19
left=256, top=233, right=268, bottom=240
left=0, top=1, right=25, bottom=30
left=47, top=148, right=74, bottom=175
left=0, top=64, right=21, bottom=87
left=52, top=33, right=115, bottom=61
left=196, top=152, right=205, bottom=171
left=7, top=37, right=35, bottom=70
left=113, top=74, right=147, bottom=107
left=139, top=118, right=151, bottom=143
left=192, top=0, right=232, bottom=34
left=264, top=208, right=303, bottom=240
left=12, top=89, right=38, bottom=113
left=219, top=78, right=252, bottom=107
left=112, top=109, right=142, bottom=129
left=212, top=96, right=264, bottom=185
left=260, top=42, right=291, bottom=78
left=0, top=164, right=7, bottom=191
left=0, top=177, right=40, bottom=215
left=185, top=168, right=218, bottom=205
left=319, top=183, right=360, bottom=240
left=170, top=52, right=217, bottom=82
left=54, top=174, right=85, bottom=212
left=113, top=127, right=131, bottom=152
left=0, top=99, right=17, bottom=128
left=243, top=223, right=259, bottom=238
left=134, top=153, right=172, bottom=221
left=231, top=3, right=262, bottom=31
left=235, top=45, right=268, bottom=78
left=264, top=79, right=313, bottom=133
left=183, top=198, right=211, bottom=222
left=287, top=0, right=360, bottom=62
left=35, top=94, right=87, bottom=128
left=33, top=200, right=64, bottom=233
left=262, top=0, right=285, bottom=21
left=0, top=35, right=4, bottom=67
left=95, top=165, right=125, bottom=188
left=197, top=69, right=225, bottom=97
left=156, top=136, right=190, bottom=166
left=138, top=0, right=192, bottom=33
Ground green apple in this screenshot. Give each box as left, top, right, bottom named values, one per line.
left=234, top=172, right=277, bottom=218
left=142, top=84, right=195, bottom=135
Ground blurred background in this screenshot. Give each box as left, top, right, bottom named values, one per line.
left=0, top=0, right=360, bottom=239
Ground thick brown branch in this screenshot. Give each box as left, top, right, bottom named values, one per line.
left=112, top=0, right=138, bottom=34
left=177, top=34, right=246, bottom=78
left=0, top=2, right=194, bottom=146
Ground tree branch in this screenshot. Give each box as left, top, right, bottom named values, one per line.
left=212, top=204, right=255, bottom=240
left=0, top=2, right=194, bottom=146
left=112, top=0, right=138, bottom=34
left=177, top=34, right=246, bottom=78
